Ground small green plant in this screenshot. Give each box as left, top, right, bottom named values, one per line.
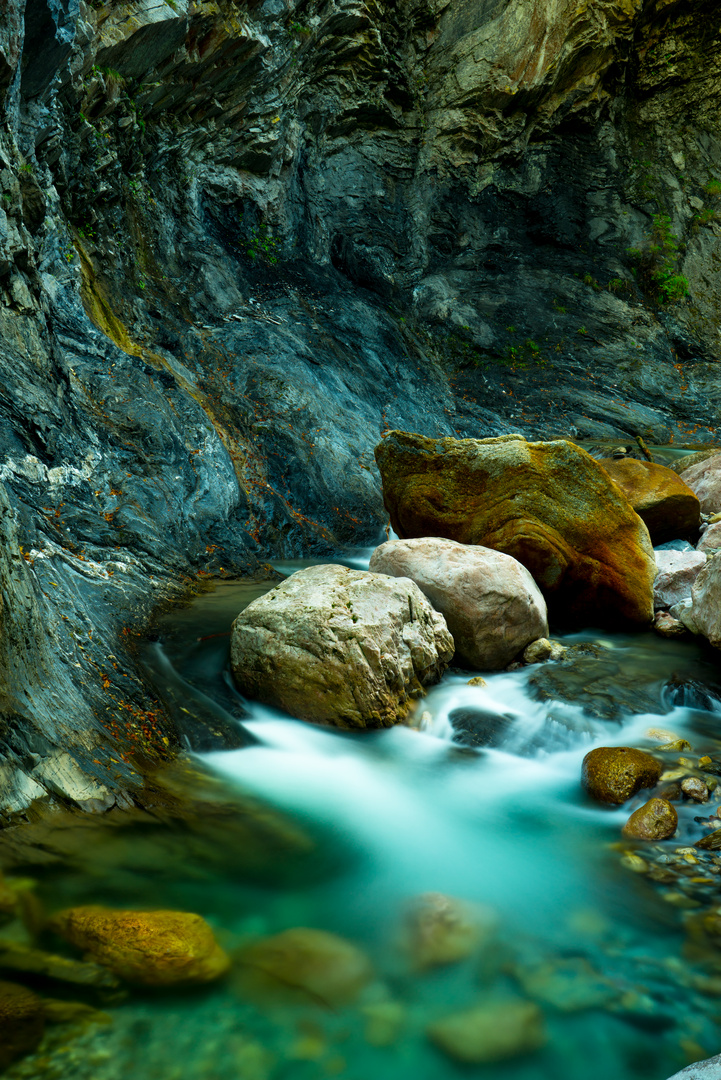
left=288, top=21, right=311, bottom=35
left=607, top=277, right=629, bottom=293
left=694, top=207, right=716, bottom=227
left=240, top=217, right=280, bottom=265
left=19, top=162, right=33, bottom=174
left=582, top=272, right=601, bottom=291
left=626, top=213, right=689, bottom=304
left=577, top=325, right=588, bottom=335
left=705, top=179, right=721, bottom=197
left=551, top=298, right=566, bottom=313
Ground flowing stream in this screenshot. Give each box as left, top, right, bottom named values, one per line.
left=7, top=544, right=721, bottom=1080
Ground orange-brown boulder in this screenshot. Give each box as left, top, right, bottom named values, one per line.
left=50, top=906, right=230, bottom=986
left=599, top=458, right=700, bottom=544
left=375, top=431, right=655, bottom=626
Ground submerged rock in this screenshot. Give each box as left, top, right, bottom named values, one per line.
left=530, top=652, right=662, bottom=720
left=375, top=431, right=656, bottom=627
left=523, top=638, right=566, bottom=663
left=0, top=941, right=120, bottom=989
left=0, top=980, right=45, bottom=1070
left=448, top=706, right=517, bottom=749
left=679, top=454, right=721, bottom=515
left=513, top=957, right=620, bottom=1012
left=369, top=537, right=548, bottom=670
left=404, top=892, right=493, bottom=969
left=581, top=747, right=663, bottom=804
left=622, top=798, right=678, bottom=840
left=600, top=458, right=700, bottom=544
left=362, top=1000, right=406, bottom=1047
left=49, top=906, right=230, bottom=986
left=236, top=928, right=372, bottom=1007
left=427, top=999, right=546, bottom=1064
left=230, top=564, right=454, bottom=728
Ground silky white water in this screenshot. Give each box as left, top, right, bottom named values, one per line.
left=11, top=550, right=721, bottom=1080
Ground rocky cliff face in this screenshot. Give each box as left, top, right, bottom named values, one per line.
left=1, top=0, right=720, bottom=814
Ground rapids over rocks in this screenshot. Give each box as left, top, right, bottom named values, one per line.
left=4, top=542, right=721, bottom=1079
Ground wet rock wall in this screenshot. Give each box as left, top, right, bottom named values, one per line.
left=1, top=0, right=721, bottom=812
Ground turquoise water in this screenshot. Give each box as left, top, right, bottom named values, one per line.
left=5, top=554, right=721, bottom=1079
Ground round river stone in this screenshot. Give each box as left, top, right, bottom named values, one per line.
left=581, top=746, right=662, bottom=804
left=622, top=797, right=678, bottom=840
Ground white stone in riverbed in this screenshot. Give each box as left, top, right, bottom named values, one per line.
left=665, top=1053, right=721, bottom=1080
left=689, top=557, right=721, bottom=649
left=230, top=564, right=454, bottom=729
left=698, top=521, right=721, bottom=555
left=653, top=547, right=706, bottom=610
left=679, top=453, right=721, bottom=514
left=369, top=537, right=548, bottom=671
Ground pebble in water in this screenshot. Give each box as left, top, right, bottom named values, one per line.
left=404, top=892, right=493, bottom=969
left=622, top=798, right=678, bottom=841
left=582, top=747, right=663, bottom=804
left=682, top=777, right=710, bottom=802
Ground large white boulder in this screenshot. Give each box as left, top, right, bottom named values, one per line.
left=698, top=521, right=721, bottom=556
left=679, top=453, right=721, bottom=514
left=230, top=564, right=454, bottom=728
left=369, top=537, right=548, bottom=670
left=665, top=1054, right=721, bottom=1080
left=689, top=556, right=721, bottom=648
left=653, top=547, right=706, bottom=610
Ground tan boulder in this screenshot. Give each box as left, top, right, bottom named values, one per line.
left=427, top=999, right=546, bottom=1064
left=599, top=458, right=700, bottom=544
left=678, top=453, right=721, bottom=514
left=375, top=431, right=655, bottom=626
left=368, top=537, right=547, bottom=670
left=236, top=928, right=372, bottom=1007
left=0, top=980, right=45, bottom=1069
left=581, top=747, right=662, bottom=804
left=622, top=798, right=678, bottom=840
left=49, top=906, right=230, bottom=986
left=230, top=564, right=453, bottom=728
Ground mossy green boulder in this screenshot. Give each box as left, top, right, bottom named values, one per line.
left=375, top=431, right=656, bottom=626
left=582, top=747, right=662, bottom=804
